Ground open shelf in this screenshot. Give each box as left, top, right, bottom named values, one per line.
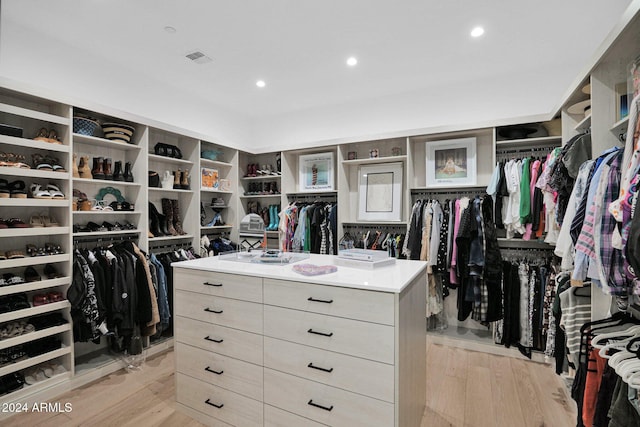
left=0, top=301, right=71, bottom=324
left=200, top=188, right=233, bottom=194
left=341, top=155, right=407, bottom=166
left=0, top=199, right=69, bottom=207
left=0, top=324, right=71, bottom=352
left=0, top=102, right=68, bottom=125
left=200, top=225, right=233, bottom=231
left=148, top=234, right=194, bottom=242
left=148, top=187, right=194, bottom=194
left=147, top=154, right=194, bottom=166
left=610, top=116, right=630, bottom=135
left=240, top=194, right=282, bottom=199
left=0, top=346, right=71, bottom=378
left=0, top=277, right=70, bottom=297
left=73, top=210, right=141, bottom=215
left=495, top=135, right=562, bottom=149
left=0, top=135, right=70, bottom=153
left=200, top=158, right=233, bottom=168
left=242, top=175, right=281, bottom=181
left=72, top=133, right=141, bottom=150
left=73, top=177, right=141, bottom=187
left=0, top=167, right=69, bottom=180
left=0, top=254, right=70, bottom=269
left=574, top=114, right=592, bottom=131
left=72, top=229, right=141, bottom=237
left=0, top=227, right=70, bottom=238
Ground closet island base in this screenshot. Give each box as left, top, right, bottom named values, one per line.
left=172, top=253, right=427, bottom=427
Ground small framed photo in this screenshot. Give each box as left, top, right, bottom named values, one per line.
left=426, top=137, right=476, bottom=188
left=201, top=167, right=219, bottom=189
left=357, top=162, right=403, bottom=222
left=298, top=152, right=334, bottom=192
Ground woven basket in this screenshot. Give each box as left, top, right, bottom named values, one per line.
left=73, top=117, right=102, bottom=137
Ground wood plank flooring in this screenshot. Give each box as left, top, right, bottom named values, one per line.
left=4, top=341, right=576, bottom=427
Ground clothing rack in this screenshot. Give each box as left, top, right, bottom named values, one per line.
left=411, top=188, right=486, bottom=201
left=148, top=241, right=193, bottom=252
left=286, top=193, right=337, bottom=202
left=495, top=146, right=556, bottom=161
left=73, top=233, right=139, bottom=248
left=342, top=222, right=407, bottom=230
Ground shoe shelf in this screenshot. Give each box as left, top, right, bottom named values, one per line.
left=72, top=133, right=141, bottom=151
left=0, top=324, right=71, bottom=352
left=0, top=135, right=70, bottom=153
left=0, top=277, right=70, bottom=298
left=242, top=175, right=281, bottom=181
left=6, top=370, right=71, bottom=403
left=148, top=234, right=194, bottom=242
left=200, top=225, right=233, bottom=231
left=0, top=102, right=69, bottom=126
left=0, top=199, right=69, bottom=208
left=0, top=167, right=69, bottom=180
left=72, top=177, right=141, bottom=187
left=0, top=254, right=70, bottom=269
left=0, top=345, right=71, bottom=379
left=72, top=210, right=141, bottom=215
left=72, top=229, right=141, bottom=237
left=610, top=116, right=629, bottom=134
left=200, top=188, right=233, bottom=194
left=341, top=154, right=407, bottom=166
left=148, top=154, right=194, bottom=166
left=148, top=187, right=194, bottom=194
left=240, top=194, right=282, bottom=199
left=200, top=158, right=233, bottom=168
left=0, top=301, right=71, bottom=325
left=0, top=226, right=70, bottom=238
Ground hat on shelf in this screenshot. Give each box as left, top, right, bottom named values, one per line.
left=567, top=99, right=591, bottom=118
left=498, top=123, right=548, bottom=140
left=582, top=83, right=591, bottom=95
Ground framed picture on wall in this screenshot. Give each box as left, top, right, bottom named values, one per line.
left=298, top=152, right=334, bottom=192
left=357, top=162, right=403, bottom=222
left=425, top=137, right=476, bottom=187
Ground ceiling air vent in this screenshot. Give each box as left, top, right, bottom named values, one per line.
left=185, top=50, right=212, bottom=64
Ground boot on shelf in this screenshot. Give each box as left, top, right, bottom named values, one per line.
left=92, top=157, right=105, bottom=180
left=148, top=202, right=164, bottom=237
left=113, top=161, right=124, bottom=181
left=161, top=198, right=178, bottom=236
left=180, top=170, right=190, bottom=190
left=261, top=207, right=269, bottom=227
left=123, top=162, right=134, bottom=182
left=78, top=156, right=92, bottom=179
left=72, top=154, right=80, bottom=178
left=173, top=170, right=181, bottom=189
left=104, top=158, right=113, bottom=180
left=269, top=205, right=280, bottom=230
left=172, top=198, right=186, bottom=235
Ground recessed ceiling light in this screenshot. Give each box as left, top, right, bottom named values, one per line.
left=256, top=80, right=266, bottom=88
left=470, top=26, right=484, bottom=38
left=346, top=57, right=358, bottom=67
left=164, top=26, right=177, bottom=34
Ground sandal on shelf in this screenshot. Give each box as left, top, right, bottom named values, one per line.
left=103, top=221, right=120, bottom=231
left=9, top=181, right=27, bottom=198
left=47, top=129, right=62, bottom=144
left=46, top=183, right=65, bottom=199
left=7, top=153, right=30, bottom=169
left=41, top=214, right=59, bottom=227
left=46, top=292, right=63, bottom=303
left=33, top=128, right=50, bottom=143
left=31, top=153, right=53, bottom=171
left=45, top=155, right=66, bottom=172
left=0, top=179, right=9, bottom=198
left=86, top=222, right=107, bottom=232
left=5, top=250, right=25, bottom=259
left=26, top=244, right=38, bottom=257
left=29, top=183, right=51, bottom=199
left=2, top=273, right=25, bottom=285
left=29, top=215, right=44, bottom=228
left=0, top=219, right=7, bottom=229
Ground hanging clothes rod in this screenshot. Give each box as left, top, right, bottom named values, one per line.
left=342, top=223, right=407, bottom=230
left=287, top=193, right=338, bottom=200
left=148, top=241, right=193, bottom=251
left=73, top=233, right=139, bottom=244
left=411, top=189, right=486, bottom=197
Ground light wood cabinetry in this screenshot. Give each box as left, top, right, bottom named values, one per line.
left=173, top=256, right=427, bottom=426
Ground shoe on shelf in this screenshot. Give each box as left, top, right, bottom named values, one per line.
left=44, top=264, right=62, bottom=279
left=31, top=153, right=53, bottom=171
left=29, top=215, right=44, bottom=228
left=0, top=179, right=9, bottom=198
left=24, top=267, right=41, bottom=283
left=7, top=218, right=29, bottom=228
left=29, top=183, right=51, bottom=199
left=92, top=157, right=105, bottom=180
left=9, top=180, right=27, bottom=198
left=46, top=183, right=65, bottom=199
left=78, top=156, right=92, bottom=179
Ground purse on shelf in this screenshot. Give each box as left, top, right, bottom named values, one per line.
left=148, top=171, right=160, bottom=188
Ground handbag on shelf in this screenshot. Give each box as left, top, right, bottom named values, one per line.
left=148, top=171, right=160, bottom=188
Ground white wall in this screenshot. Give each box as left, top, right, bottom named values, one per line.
left=0, top=17, right=253, bottom=150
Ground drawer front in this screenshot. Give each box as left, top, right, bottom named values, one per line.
left=264, top=337, right=394, bottom=403
left=175, top=269, right=262, bottom=303
left=265, top=405, right=327, bottom=427
left=264, top=278, right=394, bottom=325
left=264, top=305, right=394, bottom=364
left=177, top=373, right=263, bottom=427
left=176, top=289, right=263, bottom=334
left=264, top=369, right=394, bottom=427
left=175, top=316, right=263, bottom=365
left=176, top=342, right=263, bottom=401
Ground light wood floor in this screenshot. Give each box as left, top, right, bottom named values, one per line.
left=4, top=342, right=576, bottom=427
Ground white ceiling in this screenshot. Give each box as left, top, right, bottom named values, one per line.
left=0, top=0, right=636, bottom=151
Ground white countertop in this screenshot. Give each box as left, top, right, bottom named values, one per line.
left=172, top=253, right=427, bottom=293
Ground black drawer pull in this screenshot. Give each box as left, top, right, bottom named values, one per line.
left=205, top=366, right=224, bottom=375
left=203, top=281, right=223, bottom=287
left=308, top=399, right=333, bottom=412
left=204, top=308, right=223, bottom=314
left=308, top=362, right=333, bottom=373
left=307, top=328, right=333, bottom=337
left=307, top=296, right=333, bottom=304
left=204, top=336, right=223, bottom=343
left=205, top=398, right=224, bottom=409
